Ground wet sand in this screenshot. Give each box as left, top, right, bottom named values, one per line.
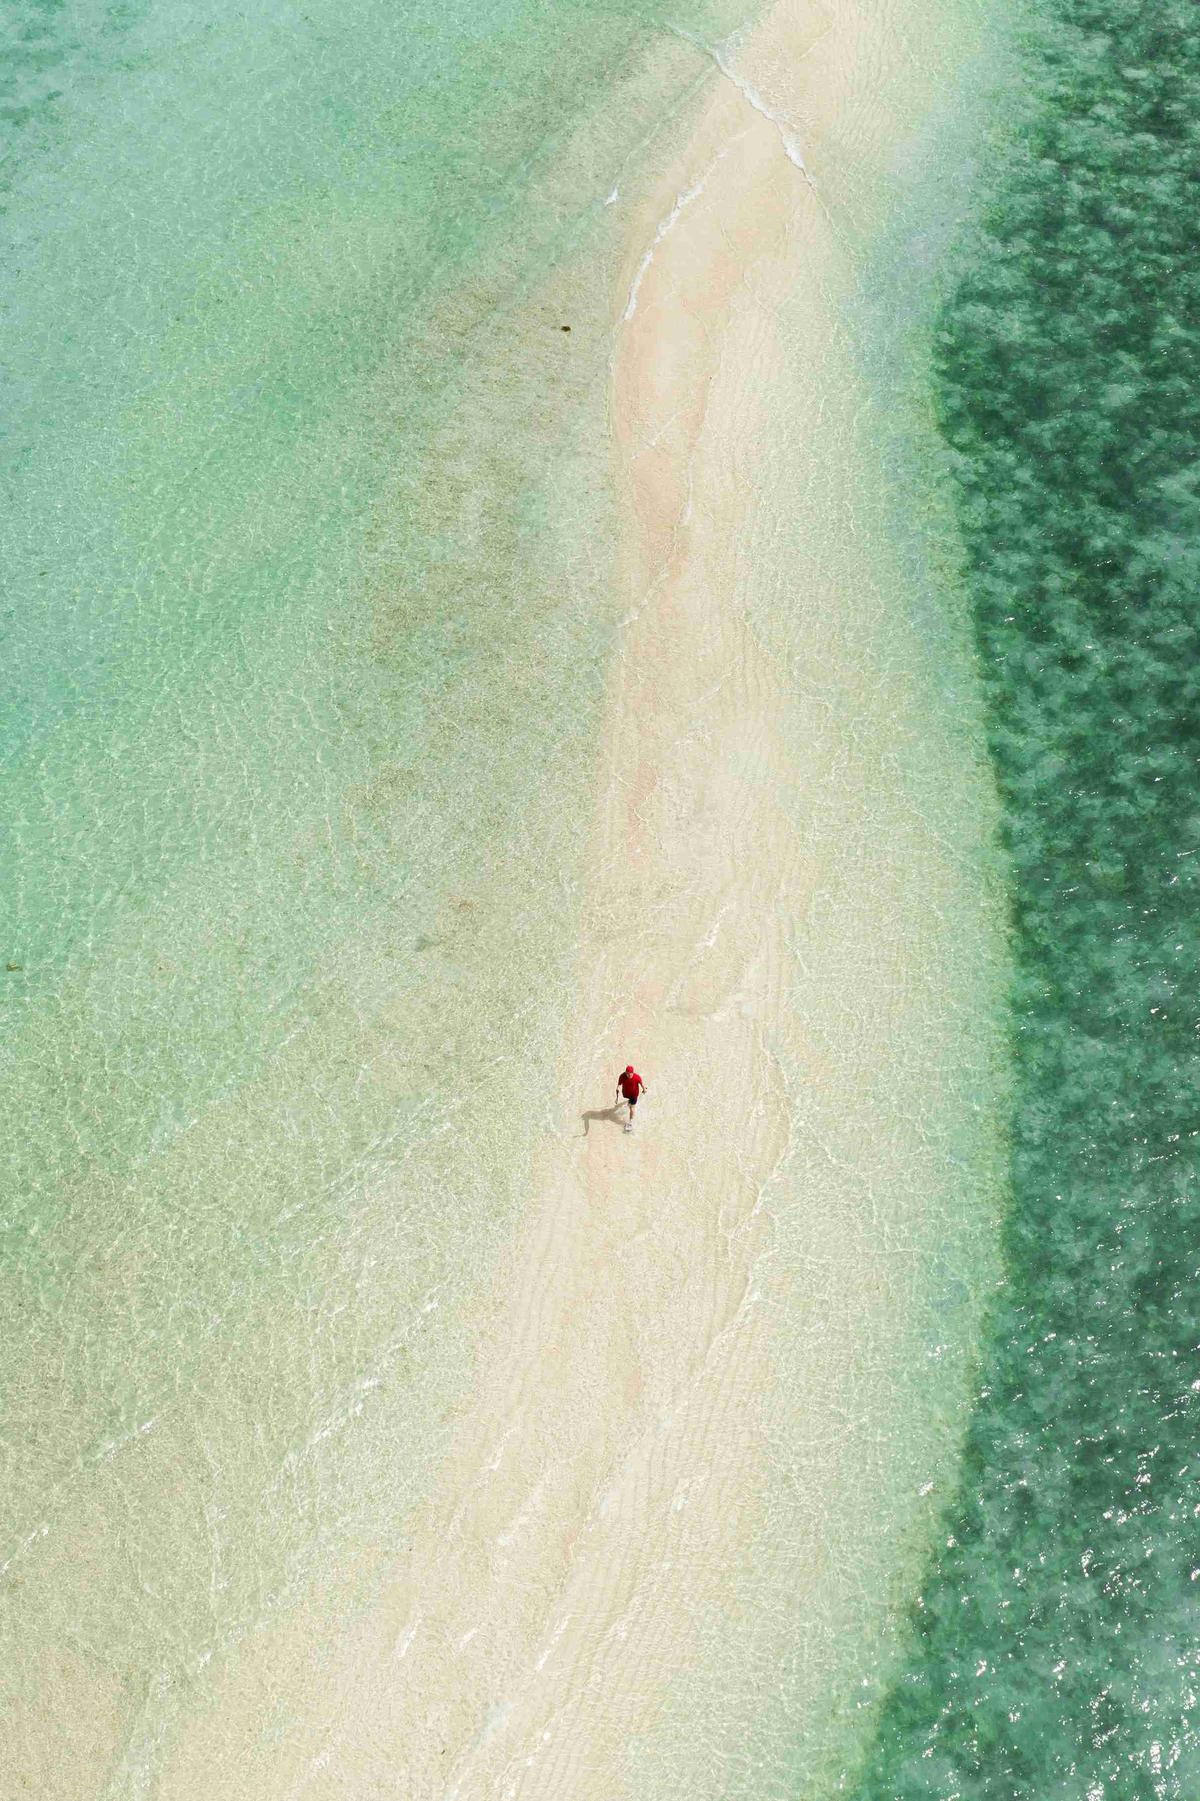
left=353, top=2, right=1003, bottom=1794
left=152, top=2, right=1006, bottom=1793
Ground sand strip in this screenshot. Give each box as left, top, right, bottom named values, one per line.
left=154, top=2, right=1005, bottom=1792
left=368, top=4, right=949, bottom=1794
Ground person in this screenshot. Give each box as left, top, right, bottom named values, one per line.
left=616, top=1064, right=646, bottom=1133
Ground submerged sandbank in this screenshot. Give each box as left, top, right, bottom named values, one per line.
left=126, top=1, right=1005, bottom=1794
left=301, top=2, right=1007, bottom=1794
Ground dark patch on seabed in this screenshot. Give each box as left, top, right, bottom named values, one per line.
left=848, top=2, right=1200, bottom=1796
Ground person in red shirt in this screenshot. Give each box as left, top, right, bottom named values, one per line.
left=616, top=1064, right=646, bottom=1133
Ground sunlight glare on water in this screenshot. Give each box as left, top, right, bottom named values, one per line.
left=2, top=0, right=1013, bottom=1794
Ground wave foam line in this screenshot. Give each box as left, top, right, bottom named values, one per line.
left=670, top=21, right=823, bottom=204
left=622, top=148, right=730, bottom=321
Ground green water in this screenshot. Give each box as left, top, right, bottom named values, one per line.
left=8, top=0, right=1145, bottom=1789
left=850, top=1, right=1200, bottom=1795
left=2, top=1, right=741, bottom=1788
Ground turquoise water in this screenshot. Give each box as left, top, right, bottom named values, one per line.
left=12, top=0, right=1175, bottom=1789
left=3, top=0, right=741, bottom=1787
left=850, top=1, right=1200, bottom=1794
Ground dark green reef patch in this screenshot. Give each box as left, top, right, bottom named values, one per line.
left=850, top=2, right=1200, bottom=1796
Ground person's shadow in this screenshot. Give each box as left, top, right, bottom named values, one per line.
left=581, top=1104, right=626, bottom=1137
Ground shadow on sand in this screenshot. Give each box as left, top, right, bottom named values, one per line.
left=581, top=1104, right=627, bottom=1137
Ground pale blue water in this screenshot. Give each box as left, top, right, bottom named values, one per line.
left=2, top=0, right=1026, bottom=1793
left=2, top=1, right=738, bottom=1787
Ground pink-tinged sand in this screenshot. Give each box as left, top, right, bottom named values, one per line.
left=355, top=4, right=1002, bottom=1795
left=156, top=2, right=1005, bottom=1794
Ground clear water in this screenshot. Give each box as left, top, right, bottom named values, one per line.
left=3, top=0, right=1020, bottom=1793
left=1, top=1, right=736, bottom=1787
left=850, top=0, right=1200, bottom=1794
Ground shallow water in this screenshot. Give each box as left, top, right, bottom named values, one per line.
left=2, top=2, right=736, bottom=1788
left=4, top=0, right=1013, bottom=1793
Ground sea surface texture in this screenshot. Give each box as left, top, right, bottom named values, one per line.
left=2, top=0, right=1036, bottom=1793
left=1, top=0, right=735, bottom=1788
left=852, top=1, right=1200, bottom=1796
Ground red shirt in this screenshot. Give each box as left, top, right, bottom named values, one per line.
left=618, top=1069, right=644, bottom=1101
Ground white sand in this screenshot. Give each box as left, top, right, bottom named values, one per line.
left=341, top=3, right=1004, bottom=1795
left=154, top=2, right=1005, bottom=1794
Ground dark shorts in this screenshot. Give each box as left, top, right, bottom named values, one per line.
left=622, top=1091, right=639, bottom=1107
